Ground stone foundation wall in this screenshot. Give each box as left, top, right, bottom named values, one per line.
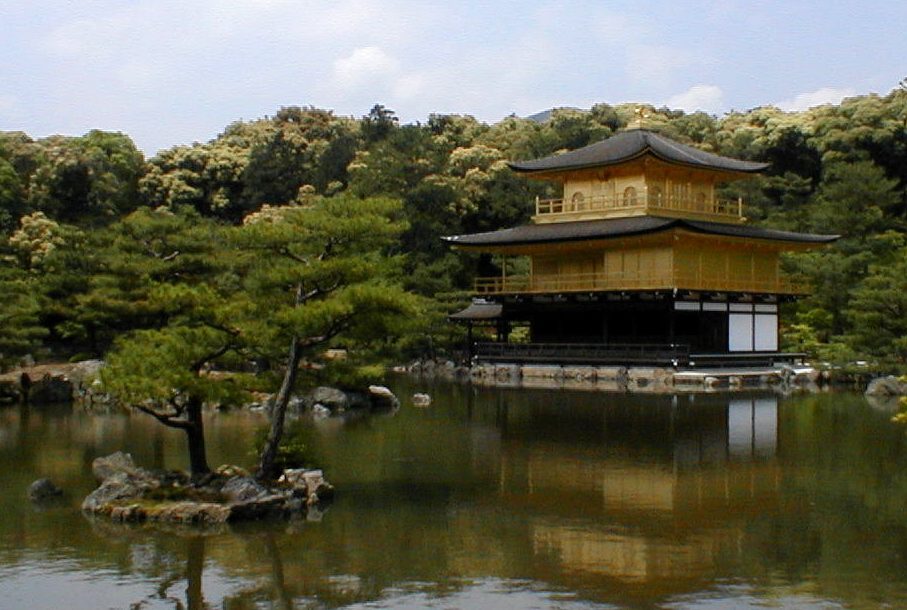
left=459, top=361, right=822, bottom=393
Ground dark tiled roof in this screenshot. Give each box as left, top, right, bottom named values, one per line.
left=449, top=301, right=503, bottom=320
left=508, top=129, right=769, bottom=174
left=443, top=216, right=839, bottom=247
left=684, top=219, right=839, bottom=243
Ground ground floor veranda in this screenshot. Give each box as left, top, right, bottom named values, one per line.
left=454, top=291, right=802, bottom=368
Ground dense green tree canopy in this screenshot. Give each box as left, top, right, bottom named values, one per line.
left=2, top=86, right=907, bottom=373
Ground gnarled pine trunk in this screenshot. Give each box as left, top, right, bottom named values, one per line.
left=184, top=395, right=211, bottom=477
left=256, top=336, right=301, bottom=482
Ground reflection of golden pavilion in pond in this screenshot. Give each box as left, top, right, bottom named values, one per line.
left=446, top=128, right=838, bottom=366
left=486, top=393, right=782, bottom=584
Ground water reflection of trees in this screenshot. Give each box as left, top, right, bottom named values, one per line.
left=4, top=388, right=907, bottom=608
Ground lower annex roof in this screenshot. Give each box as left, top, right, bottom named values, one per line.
left=448, top=301, right=503, bottom=320
left=443, top=216, right=839, bottom=248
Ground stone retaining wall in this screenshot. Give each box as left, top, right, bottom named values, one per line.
left=463, top=362, right=822, bottom=393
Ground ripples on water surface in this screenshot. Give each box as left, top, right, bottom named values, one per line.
left=1, top=379, right=906, bottom=609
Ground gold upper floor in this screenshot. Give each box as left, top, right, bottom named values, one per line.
left=473, top=230, right=808, bottom=296
left=534, top=192, right=743, bottom=223
left=531, top=157, right=748, bottom=224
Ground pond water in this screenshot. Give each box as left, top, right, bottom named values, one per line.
left=2, top=378, right=907, bottom=609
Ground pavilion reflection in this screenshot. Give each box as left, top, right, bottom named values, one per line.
left=458, top=389, right=782, bottom=586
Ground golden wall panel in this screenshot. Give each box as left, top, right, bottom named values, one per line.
left=484, top=232, right=801, bottom=295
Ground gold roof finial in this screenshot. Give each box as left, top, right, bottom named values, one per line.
left=629, top=106, right=651, bottom=130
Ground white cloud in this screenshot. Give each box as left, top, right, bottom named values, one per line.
left=392, top=74, right=425, bottom=101
left=666, top=85, right=725, bottom=114
left=776, top=87, right=857, bottom=111
left=626, top=44, right=695, bottom=82
left=332, top=47, right=400, bottom=90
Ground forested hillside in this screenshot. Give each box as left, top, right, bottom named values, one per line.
left=2, top=88, right=907, bottom=371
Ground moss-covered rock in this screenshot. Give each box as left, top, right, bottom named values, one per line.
left=82, top=452, right=333, bottom=525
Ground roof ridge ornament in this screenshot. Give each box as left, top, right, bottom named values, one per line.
left=628, top=106, right=651, bottom=130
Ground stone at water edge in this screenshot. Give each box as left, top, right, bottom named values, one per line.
left=226, top=494, right=291, bottom=521
left=563, top=366, right=597, bottom=382
left=287, top=395, right=306, bottom=413
left=278, top=468, right=309, bottom=488
left=81, top=471, right=160, bottom=513
left=595, top=366, right=629, bottom=383
left=279, top=468, right=335, bottom=504
left=221, top=476, right=269, bottom=503
left=82, top=451, right=336, bottom=523
left=214, top=464, right=250, bottom=478
left=0, top=378, right=21, bottom=403
left=149, top=502, right=231, bottom=524
left=91, top=451, right=140, bottom=482
left=307, top=386, right=350, bottom=412
left=412, top=393, right=432, bottom=407
left=70, top=359, right=105, bottom=375
left=368, top=385, right=400, bottom=409
left=865, top=375, right=907, bottom=397
left=303, top=470, right=334, bottom=505
left=27, top=374, right=74, bottom=403
left=28, top=478, right=64, bottom=503
left=520, top=365, right=563, bottom=380
left=704, top=376, right=721, bottom=389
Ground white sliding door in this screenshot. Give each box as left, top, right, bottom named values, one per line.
left=754, top=314, right=778, bottom=351
left=728, top=313, right=753, bottom=351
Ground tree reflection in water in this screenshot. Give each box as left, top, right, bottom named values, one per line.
left=3, top=384, right=907, bottom=609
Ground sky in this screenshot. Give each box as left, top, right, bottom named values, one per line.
left=1, top=0, right=905, bottom=156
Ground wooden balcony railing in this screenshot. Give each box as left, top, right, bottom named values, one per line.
left=534, top=193, right=744, bottom=221
left=473, top=271, right=807, bottom=296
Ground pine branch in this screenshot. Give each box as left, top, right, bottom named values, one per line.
left=135, top=403, right=191, bottom=430
left=297, top=313, right=355, bottom=350
left=160, top=250, right=181, bottom=262
left=190, top=343, right=234, bottom=374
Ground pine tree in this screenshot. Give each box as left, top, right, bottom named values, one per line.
left=235, top=194, right=420, bottom=480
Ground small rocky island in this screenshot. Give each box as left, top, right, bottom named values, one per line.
left=3, top=361, right=400, bottom=524
left=82, top=452, right=333, bottom=524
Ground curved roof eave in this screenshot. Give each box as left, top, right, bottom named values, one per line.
left=442, top=216, right=839, bottom=249
left=507, top=129, right=770, bottom=175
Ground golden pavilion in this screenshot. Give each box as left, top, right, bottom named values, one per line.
left=445, top=128, right=837, bottom=366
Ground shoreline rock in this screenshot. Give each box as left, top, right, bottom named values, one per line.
left=244, top=384, right=401, bottom=417
left=28, top=478, right=65, bottom=503
left=82, top=452, right=333, bottom=524
left=0, top=360, right=107, bottom=406
left=404, top=360, right=848, bottom=395
left=412, top=393, right=431, bottom=407
left=865, top=375, right=907, bottom=397
left=405, top=359, right=470, bottom=380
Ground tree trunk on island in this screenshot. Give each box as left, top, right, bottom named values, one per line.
left=185, top=395, right=211, bottom=477
left=256, top=336, right=301, bottom=482
left=257, top=281, right=313, bottom=483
